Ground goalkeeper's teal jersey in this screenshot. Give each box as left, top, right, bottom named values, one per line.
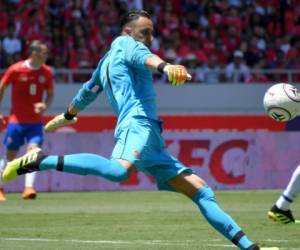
left=71, top=35, right=192, bottom=190
left=72, top=35, right=156, bottom=132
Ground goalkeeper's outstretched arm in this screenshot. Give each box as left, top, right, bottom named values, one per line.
left=45, top=79, right=102, bottom=132
left=145, top=55, right=192, bottom=85
left=44, top=105, right=78, bottom=132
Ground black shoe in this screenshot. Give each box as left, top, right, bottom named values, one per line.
left=247, top=244, right=259, bottom=250
left=247, top=244, right=279, bottom=250
left=2, top=149, right=44, bottom=183
left=268, top=205, right=295, bottom=224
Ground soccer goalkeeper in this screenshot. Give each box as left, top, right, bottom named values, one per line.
left=2, top=10, right=278, bottom=250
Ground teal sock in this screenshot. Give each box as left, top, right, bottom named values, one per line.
left=39, top=154, right=128, bottom=182
left=192, top=186, right=253, bottom=250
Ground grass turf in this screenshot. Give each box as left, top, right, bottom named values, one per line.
left=0, top=190, right=299, bottom=250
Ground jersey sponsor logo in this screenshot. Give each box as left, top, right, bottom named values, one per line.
left=20, top=75, right=28, bottom=82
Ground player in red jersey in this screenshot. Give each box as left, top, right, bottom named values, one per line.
left=0, top=40, right=54, bottom=201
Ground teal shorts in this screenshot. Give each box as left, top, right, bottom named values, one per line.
left=111, top=116, right=193, bottom=191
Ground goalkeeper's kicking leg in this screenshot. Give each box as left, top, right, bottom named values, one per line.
left=1, top=151, right=278, bottom=250
left=2, top=150, right=132, bottom=183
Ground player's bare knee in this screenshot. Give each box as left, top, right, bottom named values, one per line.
left=108, top=170, right=128, bottom=182
left=168, top=173, right=207, bottom=198
left=189, top=174, right=207, bottom=188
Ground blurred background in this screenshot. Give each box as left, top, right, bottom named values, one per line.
left=1, top=0, right=300, bottom=84
left=1, top=0, right=300, bottom=192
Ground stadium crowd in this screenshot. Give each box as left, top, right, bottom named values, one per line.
left=1, top=0, right=300, bottom=83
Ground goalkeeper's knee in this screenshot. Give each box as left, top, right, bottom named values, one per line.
left=104, top=159, right=129, bottom=182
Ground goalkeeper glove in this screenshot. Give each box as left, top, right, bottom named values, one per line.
left=44, top=112, right=77, bottom=132
left=158, top=63, right=192, bottom=85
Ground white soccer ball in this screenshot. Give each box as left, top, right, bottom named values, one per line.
left=263, top=83, right=300, bottom=122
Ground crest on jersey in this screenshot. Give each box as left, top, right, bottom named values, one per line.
left=38, top=75, right=46, bottom=83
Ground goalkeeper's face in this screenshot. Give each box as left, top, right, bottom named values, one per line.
left=129, top=16, right=154, bottom=48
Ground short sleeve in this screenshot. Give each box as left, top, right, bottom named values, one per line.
left=1, top=65, right=15, bottom=85
left=124, top=37, right=153, bottom=69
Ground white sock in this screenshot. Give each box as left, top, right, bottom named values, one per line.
left=276, top=196, right=291, bottom=210
left=276, top=165, right=300, bottom=210
left=0, top=158, right=6, bottom=187
left=25, top=172, right=37, bottom=188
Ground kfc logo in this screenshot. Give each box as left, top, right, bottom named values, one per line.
left=122, top=138, right=248, bottom=186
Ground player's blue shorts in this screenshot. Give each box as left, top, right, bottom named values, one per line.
left=3, top=123, right=44, bottom=151
left=111, top=116, right=193, bottom=191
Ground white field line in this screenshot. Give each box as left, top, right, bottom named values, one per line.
left=0, top=238, right=193, bottom=246
left=0, top=238, right=221, bottom=244
left=265, top=239, right=300, bottom=242
left=0, top=237, right=299, bottom=249
left=206, top=244, right=235, bottom=248
left=207, top=244, right=300, bottom=250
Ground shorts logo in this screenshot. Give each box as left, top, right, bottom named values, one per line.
left=132, top=150, right=140, bottom=159
left=6, top=137, right=13, bottom=145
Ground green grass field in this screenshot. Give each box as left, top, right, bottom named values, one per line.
left=0, top=190, right=299, bottom=250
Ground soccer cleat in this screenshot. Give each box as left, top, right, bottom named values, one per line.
left=2, top=149, right=43, bottom=183
left=268, top=205, right=295, bottom=224
left=0, top=188, right=6, bottom=201
left=22, top=187, right=37, bottom=200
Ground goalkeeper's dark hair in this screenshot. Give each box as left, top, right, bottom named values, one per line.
left=29, top=40, right=46, bottom=54
left=120, top=10, right=151, bottom=30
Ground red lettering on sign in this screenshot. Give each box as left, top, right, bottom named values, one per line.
left=121, top=139, right=248, bottom=186
left=178, top=140, right=210, bottom=167
left=121, top=170, right=155, bottom=186
left=210, top=140, right=247, bottom=184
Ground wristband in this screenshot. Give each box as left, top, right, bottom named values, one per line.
left=157, top=62, right=168, bottom=74
left=64, top=111, right=76, bottom=120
